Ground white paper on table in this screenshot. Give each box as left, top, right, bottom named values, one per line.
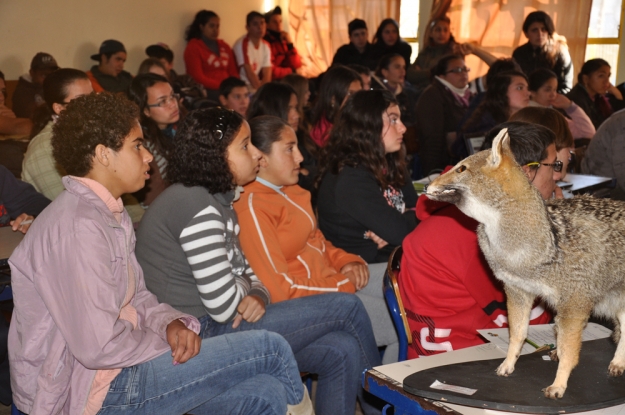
left=477, top=323, right=612, bottom=355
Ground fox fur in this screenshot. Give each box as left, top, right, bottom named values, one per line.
left=425, top=128, right=625, bottom=399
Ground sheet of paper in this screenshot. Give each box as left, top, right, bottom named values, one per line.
left=373, top=342, right=506, bottom=386
left=477, top=323, right=612, bottom=355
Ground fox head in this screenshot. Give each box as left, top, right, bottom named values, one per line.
left=425, top=128, right=539, bottom=224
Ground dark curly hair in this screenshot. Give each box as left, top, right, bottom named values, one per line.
left=167, top=107, right=244, bottom=193
left=52, top=92, right=139, bottom=177
left=318, top=89, right=406, bottom=189
left=463, top=70, right=527, bottom=133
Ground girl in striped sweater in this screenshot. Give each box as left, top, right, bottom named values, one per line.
left=136, top=107, right=382, bottom=415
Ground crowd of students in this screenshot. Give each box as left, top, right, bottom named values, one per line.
left=1, top=6, right=624, bottom=415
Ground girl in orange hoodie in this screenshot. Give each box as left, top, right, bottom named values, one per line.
left=235, top=115, right=400, bottom=364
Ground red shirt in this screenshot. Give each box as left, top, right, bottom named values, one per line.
left=399, top=196, right=551, bottom=359
left=183, top=38, right=239, bottom=90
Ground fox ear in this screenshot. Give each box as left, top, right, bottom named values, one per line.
left=490, top=128, right=510, bottom=168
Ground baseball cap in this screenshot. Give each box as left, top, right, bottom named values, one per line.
left=30, top=52, right=59, bottom=71
left=91, top=39, right=126, bottom=61
left=145, top=43, right=174, bottom=62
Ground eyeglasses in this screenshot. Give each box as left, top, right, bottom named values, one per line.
left=146, top=93, right=180, bottom=108
left=526, top=160, right=563, bottom=172
left=446, top=67, right=471, bottom=74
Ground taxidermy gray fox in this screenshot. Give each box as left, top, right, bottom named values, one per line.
left=425, top=128, right=625, bottom=399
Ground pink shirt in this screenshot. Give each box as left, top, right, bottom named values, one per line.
left=72, top=177, right=139, bottom=415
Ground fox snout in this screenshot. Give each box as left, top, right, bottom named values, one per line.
left=425, top=180, right=463, bottom=204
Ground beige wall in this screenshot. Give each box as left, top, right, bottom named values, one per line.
left=0, top=0, right=274, bottom=80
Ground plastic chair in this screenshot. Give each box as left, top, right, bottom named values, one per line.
left=382, top=246, right=412, bottom=362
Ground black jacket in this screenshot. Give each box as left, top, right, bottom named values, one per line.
left=332, top=42, right=377, bottom=71
left=512, top=42, right=573, bottom=93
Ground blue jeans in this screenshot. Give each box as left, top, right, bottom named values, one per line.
left=200, top=293, right=382, bottom=415
left=97, top=330, right=303, bottom=415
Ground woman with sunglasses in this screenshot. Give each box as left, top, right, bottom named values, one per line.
left=129, top=73, right=184, bottom=206
left=416, top=54, right=471, bottom=176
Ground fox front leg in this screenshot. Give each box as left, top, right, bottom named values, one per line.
left=496, top=285, right=534, bottom=376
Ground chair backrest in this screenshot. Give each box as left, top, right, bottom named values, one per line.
left=382, top=246, right=412, bottom=361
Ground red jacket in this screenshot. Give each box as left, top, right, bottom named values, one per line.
left=183, top=38, right=238, bottom=90
left=264, top=30, right=302, bottom=80
left=399, top=195, right=551, bottom=359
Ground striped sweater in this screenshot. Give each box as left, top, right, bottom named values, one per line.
left=136, top=184, right=270, bottom=321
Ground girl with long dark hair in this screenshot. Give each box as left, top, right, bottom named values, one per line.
left=128, top=73, right=185, bottom=205
left=183, top=10, right=239, bottom=96
left=310, top=65, right=362, bottom=146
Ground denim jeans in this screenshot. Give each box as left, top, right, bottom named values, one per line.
left=199, top=293, right=382, bottom=415
left=97, top=330, right=303, bottom=415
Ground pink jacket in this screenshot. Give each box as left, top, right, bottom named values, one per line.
left=8, top=177, right=199, bottom=415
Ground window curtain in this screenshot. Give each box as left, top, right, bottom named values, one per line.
left=288, top=0, right=400, bottom=77
left=424, top=0, right=592, bottom=81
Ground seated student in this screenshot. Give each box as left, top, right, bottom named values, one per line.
left=310, top=65, right=362, bottom=147
left=348, top=64, right=372, bottom=90
left=332, top=19, right=377, bottom=71
left=417, top=54, right=471, bottom=175
left=233, top=116, right=395, bottom=373
left=316, top=90, right=417, bottom=362
left=128, top=73, right=183, bottom=207
left=513, top=11, right=572, bottom=93
left=12, top=52, right=59, bottom=119
left=183, top=11, right=239, bottom=100
left=369, top=19, right=412, bottom=68
left=233, top=11, right=273, bottom=92
left=567, top=59, right=625, bottom=130
left=136, top=108, right=379, bottom=415
left=0, top=71, right=32, bottom=137
left=372, top=53, right=420, bottom=154
left=87, top=39, right=133, bottom=94
left=218, top=76, right=250, bottom=116
left=582, top=108, right=625, bottom=200
left=399, top=121, right=553, bottom=359
left=247, top=82, right=318, bottom=194
left=22, top=69, right=93, bottom=200
left=281, top=73, right=312, bottom=125
left=137, top=58, right=169, bottom=79
left=528, top=68, right=595, bottom=140
left=511, top=106, right=575, bottom=183
left=264, top=6, right=302, bottom=79
left=407, top=16, right=496, bottom=91
left=456, top=71, right=530, bottom=160
left=317, top=89, right=418, bottom=264
left=146, top=43, right=208, bottom=109
left=9, top=92, right=311, bottom=415
left=0, top=163, right=50, bottom=234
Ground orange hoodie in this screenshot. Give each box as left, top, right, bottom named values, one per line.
left=235, top=180, right=363, bottom=302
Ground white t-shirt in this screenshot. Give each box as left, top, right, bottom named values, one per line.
left=232, top=35, right=272, bottom=86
